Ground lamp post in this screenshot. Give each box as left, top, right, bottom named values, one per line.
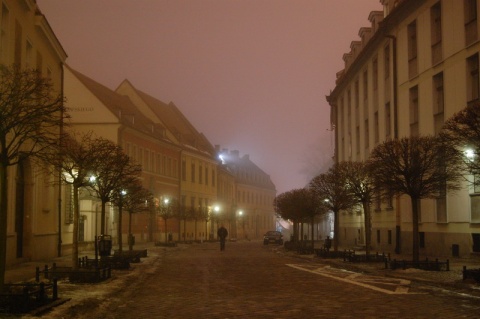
left=161, top=198, right=170, bottom=243
left=214, top=205, right=220, bottom=239
left=238, top=210, right=245, bottom=240
left=117, top=189, right=126, bottom=253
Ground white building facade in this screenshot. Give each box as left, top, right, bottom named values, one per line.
left=327, top=0, right=480, bottom=257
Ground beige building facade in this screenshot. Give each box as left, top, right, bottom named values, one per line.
left=327, top=0, right=480, bottom=257
left=0, top=0, right=67, bottom=265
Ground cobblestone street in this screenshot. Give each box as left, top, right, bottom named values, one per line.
left=40, top=241, right=480, bottom=319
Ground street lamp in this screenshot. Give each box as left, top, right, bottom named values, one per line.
left=238, top=210, right=245, bottom=239
left=160, top=197, right=171, bottom=243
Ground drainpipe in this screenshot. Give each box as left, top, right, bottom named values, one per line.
left=57, top=63, right=64, bottom=257
left=386, top=35, right=400, bottom=253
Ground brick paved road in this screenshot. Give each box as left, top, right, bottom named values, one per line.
left=45, top=241, right=480, bottom=319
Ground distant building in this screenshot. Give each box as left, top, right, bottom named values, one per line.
left=64, top=66, right=182, bottom=248
left=327, top=0, right=480, bottom=257
left=216, top=147, right=277, bottom=240
left=1, top=1, right=67, bottom=264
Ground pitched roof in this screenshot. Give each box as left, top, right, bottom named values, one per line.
left=219, top=149, right=276, bottom=191
left=67, top=66, right=171, bottom=143
left=122, top=83, right=215, bottom=156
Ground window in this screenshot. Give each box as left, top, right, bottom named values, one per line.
left=388, top=230, right=392, bottom=245
left=419, top=232, right=425, bottom=248
left=384, top=44, right=391, bottom=101
left=433, top=72, right=444, bottom=136
left=0, top=4, right=9, bottom=61
left=212, top=170, right=215, bottom=187
left=408, top=20, right=418, bottom=78
left=471, top=175, right=480, bottom=222
left=25, top=40, right=32, bottom=69
left=384, top=44, right=390, bottom=79
left=467, top=54, right=479, bottom=104
left=363, top=69, right=368, bottom=108
left=473, top=233, right=480, bottom=252
left=409, top=86, right=419, bottom=136
left=373, top=57, right=379, bottom=113
left=431, top=2, right=442, bottom=65
left=364, top=119, right=369, bottom=149
left=14, top=20, right=21, bottom=66
left=377, top=230, right=381, bottom=244
left=181, top=160, right=186, bottom=181
left=374, top=111, right=379, bottom=144
left=385, top=102, right=391, bottom=139
left=356, top=126, right=360, bottom=155
left=191, top=163, right=195, bottom=182
left=64, top=185, right=74, bottom=224
left=199, top=165, right=203, bottom=184
left=465, top=0, right=478, bottom=45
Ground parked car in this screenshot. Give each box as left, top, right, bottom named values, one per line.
left=263, top=231, right=283, bottom=245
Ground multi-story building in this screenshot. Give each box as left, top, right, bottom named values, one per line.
left=1, top=1, right=67, bottom=264
left=116, top=81, right=219, bottom=242
left=327, top=0, right=480, bottom=257
left=63, top=66, right=182, bottom=248
left=217, top=148, right=277, bottom=240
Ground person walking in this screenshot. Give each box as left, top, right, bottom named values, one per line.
left=217, top=225, right=228, bottom=251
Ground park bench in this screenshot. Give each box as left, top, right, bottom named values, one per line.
left=113, top=249, right=148, bottom=263
left=0, top=280, right=58, bottom=314
left=386, top=258, right=450, bottom=271
left=79, top=256, right=130, bottom=270
left=462, top=266, right=480, bottom=282
left=314, top=247, right=346, bottom=259
left=36, top=263, right=111, bottom=283
left=343, top=250, right=390, bottom=263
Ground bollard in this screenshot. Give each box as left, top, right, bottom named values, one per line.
left=39, top=282, right=45, bottom=301
left=45, top=264, right=49, bottom=280
left=36, top=266, right=40, bottom=282
left=53, top=279, right=58, bottom=300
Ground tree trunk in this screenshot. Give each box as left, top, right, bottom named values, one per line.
left=333, top=209, right=339, bottom=252
left=164, top=218, right=168, bottom=243
left=0, top=163, right=8, bottom=288
left=311, top=216, right=315, bottom=249
left=363, top=201, right=371, bottom=258
left=72, top=184, right=79, bottom=270
left=101, top=200, right=107, bottom=235
left=117, top=205, right=123, bottom=253
left=128, top=211, right=133, bottom=251
left=411, top=197, right=420, bottom=262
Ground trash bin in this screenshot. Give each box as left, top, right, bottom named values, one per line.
left=452, top=244, right=459, bottom=257
left=128, top=234, right=135, bottom=246
left=98, top=235, right=112, bottom=257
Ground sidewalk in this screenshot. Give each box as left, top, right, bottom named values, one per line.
left=4, top=242, right=154, bottom=284
left=283, top=246, right=480, bottom=294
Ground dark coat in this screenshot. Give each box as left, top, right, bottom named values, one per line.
left=217, top=227, right=228, bottom=240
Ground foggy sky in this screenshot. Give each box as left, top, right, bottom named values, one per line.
left=37, top=0, right=382, bottom=194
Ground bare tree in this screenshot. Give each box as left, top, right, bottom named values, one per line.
left=0, top=65, right=65, bottom=286
left=111, top=178, right=152, bottom=251
left=274, top=188, right=324, bottom=245
left=367, top=136, right=463, bottom=262
left=157, top=197, right=176, bottom=243
left=51, top=132, right=112, bottom=268
left=309, top=164, right=358, bottom=252
left=341, top=161, right=375, bottom=257
left=441, top=102, right=480, bottom=183
left=89, top=141, right=141, bottom=237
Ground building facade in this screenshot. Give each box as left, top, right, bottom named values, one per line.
left=1, top=0, right=67, bottom=265
left=63, top=66, right=183, bottom=250
left=217, top=148, right=277, bottom=240
left=327, top=0, right=480, bottom=257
